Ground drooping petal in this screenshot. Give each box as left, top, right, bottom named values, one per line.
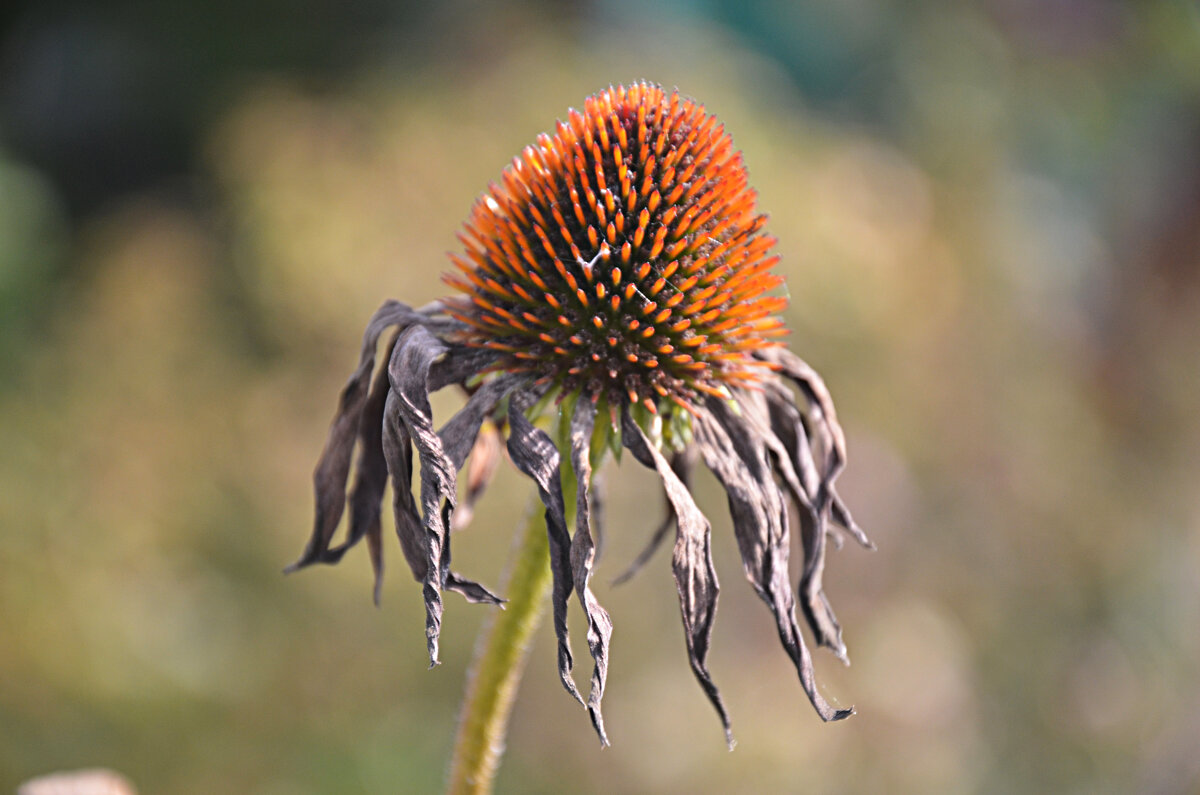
left=451, top=423, right=503, bottom=531
left=439, top=374, right=521, bottom=471
left=589, top=467, right=607, bottom=562
left=762, top=358, right=873, bottom=662
left=696, top=396, right=853, bottom=722
left=505, top=391, right=584, bottom=707
left=429, top=343, right=500, bottom=392
left=388, top=325, right=500, bottom=665
left=755, top=348, right=847, bottom=484
left=288, top=300, right=421, bottom=572
left=621, top=408, right=734, bottom=748
left=345, top=339, right=395, bottom=605
left=568, top=398, right=614, bottom=745
left=612, top=447, right=697, bottom=586
left=382, top=391, right=428, bottom=582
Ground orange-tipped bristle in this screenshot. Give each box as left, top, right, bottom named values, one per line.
left=445, top=82, right=789, bottom=409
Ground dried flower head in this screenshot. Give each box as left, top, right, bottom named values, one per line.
left=290, top=82, right=872, bottom=747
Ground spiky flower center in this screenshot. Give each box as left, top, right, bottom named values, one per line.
left=444, top=82, right=788, bottom=412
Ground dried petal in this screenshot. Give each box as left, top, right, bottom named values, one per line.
left=440, top=374, right=521, bottom=470
left=505, top=391, right=584, bottom=707
left=612, top=447, right=696, bottom=586
left=621, top=407, right=733, bottom=748
left=451, top=422, right=503, bottom=531
left=696, top=397, right=853, bottom=721
left=388, top=325, right=500, bottom=665
left=288, top=300, right=421, bottom=572
left=382, top=390, right=427, bottom=582
left=761, top=359, right=872, bottom=662
left=568, top=398, right=614, bottom=744
left=439, top=373, right=518, bottom=532
left=588, top=467, right=607, bottom=562
left=347, top=340, right=395, bottom=604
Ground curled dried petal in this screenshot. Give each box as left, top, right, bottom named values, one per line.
left=389, top=325, right=500, bottom=665
left=569, top=398, right=613, bottom=744
left=612, top=447, right=696, bottom=586
left=696, top=397, right=853, bottom=721
left=621, top=407, right=734, bottom=748
left=506, top=391, right=584, bottom=707
left=451, top=423, right=503, bottom=531
left=289, top=300, right=421, bottom=573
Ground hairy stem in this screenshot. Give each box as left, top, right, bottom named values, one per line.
left=446, top=492, right=569, bottom=794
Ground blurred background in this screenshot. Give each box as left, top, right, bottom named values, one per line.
left=2, top=0, right=1199, bottom=792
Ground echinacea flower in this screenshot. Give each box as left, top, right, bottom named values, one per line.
left=289, top=82, right=871, bottom=747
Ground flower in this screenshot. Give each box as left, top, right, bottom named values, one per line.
left=289, top=82, right=872, bottom=747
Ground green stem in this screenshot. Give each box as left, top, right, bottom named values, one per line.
left=446, top=495, right=565, bottom=795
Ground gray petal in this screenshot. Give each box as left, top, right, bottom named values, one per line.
left=589, top=468, right=607, bottom=562
left=288, top=300, right=420, bottom=573
left=388, top=325, right=500, bottom=665
left=439, top=373, right=518, bottom=531
left=755, top=347, right=847, bottom=485
left=451, top=422, right=504, bottom=531
left=696, top=397, right=853, bottom=722
left=611, top=447, right=696, bottom=586
left=440, top=374, right=521, bottom=471
left=505, top=391, right=584, bottom=707
left=429, top=345, right=500, bottom=392
left=757, top=384, right=843, bottom=658
left=621, top=408, right=734, bottom=748
left=345, top=339, right=395, bottom=605
left=382, top=390, right=427, bottom=582
left=569, top=398, right=614, bottom=745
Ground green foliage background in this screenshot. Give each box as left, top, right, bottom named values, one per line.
left=2, top=2, right=1199, bottom=792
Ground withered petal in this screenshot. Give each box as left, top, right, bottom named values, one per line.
left=755, top=348, right=852, bottom=508
left=569, top=398, right=614, bottom=745
left=451, top=422, right=503, bottom=531
left=288, top=300, right=420, bottom=573
left=831, top=489, right=873, bottom=549
left=440, top=373, right=521, bottom=471
left=621, top=407, right=734, bottom=748
left=429, top=344, right=500, bottom=392
left=588, top=468, right=607, bottom=562
left=505, top=391, right=584, bottom=707
left=763, top=377, right=871, bottom=661
left=344, top=337, right=396, bottom=605
left=388, top=325, right=499, bottom=664
left=611, top=447, right=696, bottom=586
left=697, top=397, right=853, bottom=721
left=382, top=391, right=428, bottom=581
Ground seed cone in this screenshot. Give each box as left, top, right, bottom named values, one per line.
left=443, top=82, right=788, bottom=412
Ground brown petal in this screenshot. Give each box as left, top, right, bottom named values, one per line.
left=611, top=447, right=696, bottom=586
left=346, top=339, right=395, bottom=605
left=288, top=300, right=421, bottom=573
left=382, top=390, right=428, bottom=582
left=450, top=423, right=503, bottom=531
left=505, top=391, right=584, bottom=707
left=621, top=407, right=734, bottom=748
left=696, top=397, right=853, bottom=722
left=568, top=398, right=614, bottom=745
left=755, top=347, right=847, bottom=484
left=387, top=325, right=500, bottom=666
left=763, top=376, right=872, bottom=660
left=438, top=374, right=519, bottom=531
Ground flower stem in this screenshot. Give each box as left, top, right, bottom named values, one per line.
left=446, top=495, right=565, bottom=794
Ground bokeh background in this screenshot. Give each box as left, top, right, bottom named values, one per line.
left=3, top=1, right=1199, bottom=792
